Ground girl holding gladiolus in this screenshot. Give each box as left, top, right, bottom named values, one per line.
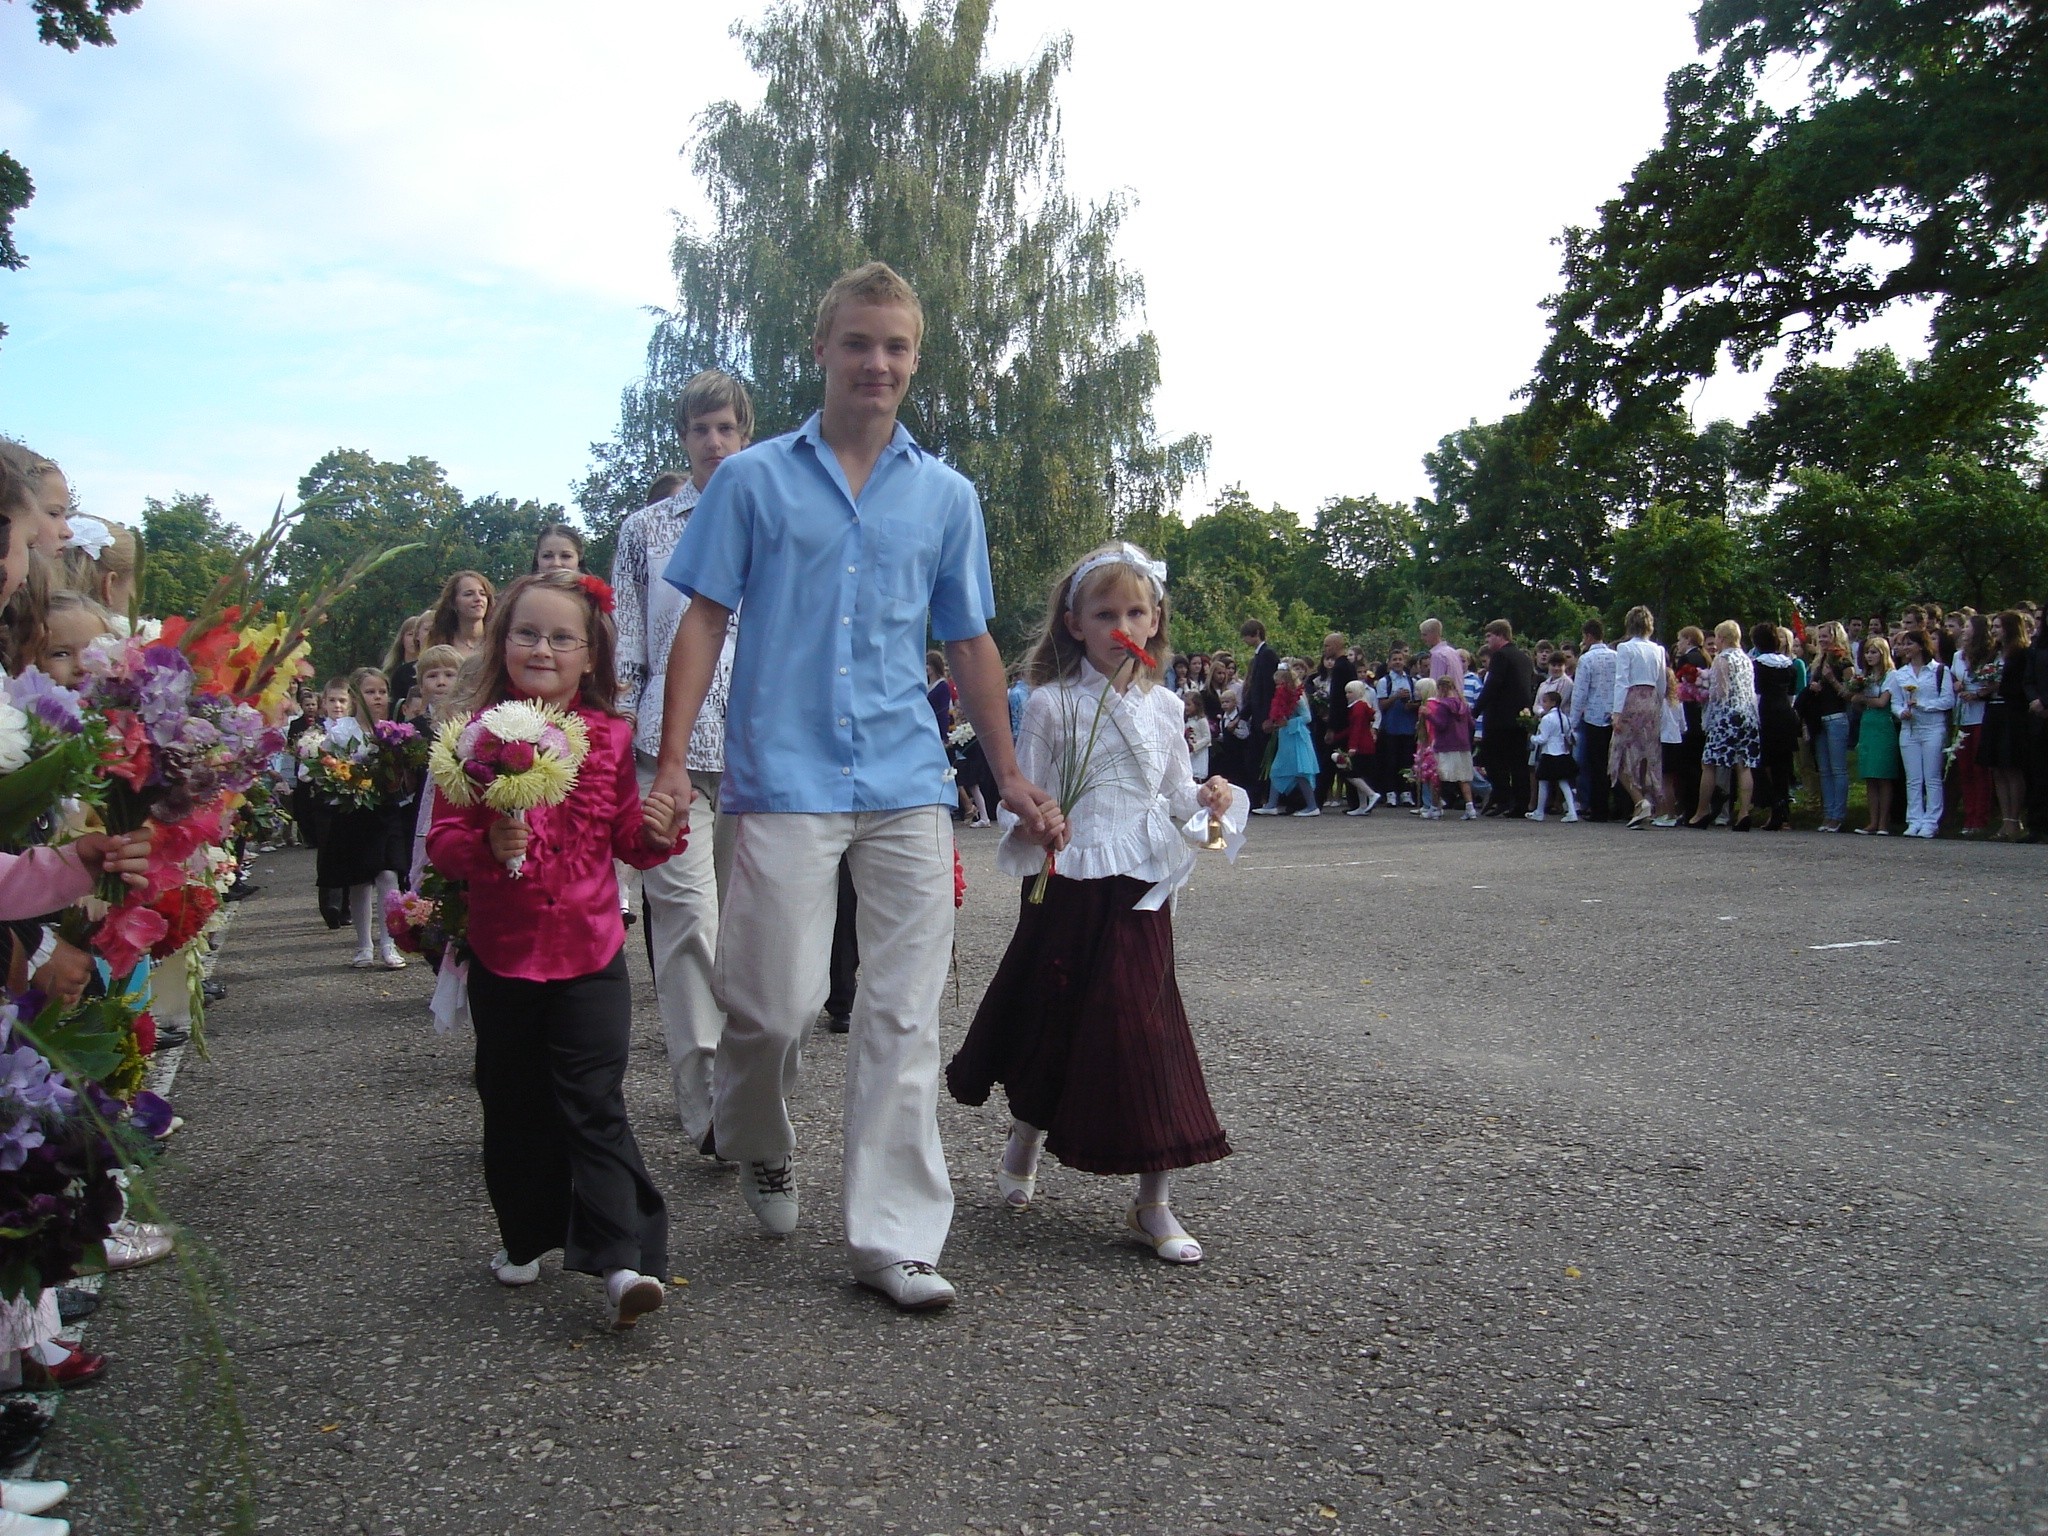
left=946, top=542, right=1246, bottom=1265
left=424, top=570, right=683, bottom=1329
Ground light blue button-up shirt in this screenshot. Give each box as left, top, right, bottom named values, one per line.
left=663, top=413, right=996, bottom=814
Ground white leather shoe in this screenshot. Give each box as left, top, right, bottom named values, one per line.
left=103, top=1219, right=173, bottom=1271
left=0, top=1508, right=70, bottom=1534
left=856, top=1260, right=955, bottom=1311
left=604, top=1269, right=664, bottom=1329
left=490, top=1249, right=539, bottom=1286
left=741, top=1158, right=799, bottom=1235
left=0, top=1481, right=68, bottom=1516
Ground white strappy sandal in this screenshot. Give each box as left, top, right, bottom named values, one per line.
left=1127, top=1202, right=1202, bottom=1264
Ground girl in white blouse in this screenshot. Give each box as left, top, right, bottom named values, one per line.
left=1885, top=628, right=1956, bottom=837
left=946, top=542, right=1247, bottom=1266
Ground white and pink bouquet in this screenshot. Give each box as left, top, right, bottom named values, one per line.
left=427, top=700, right=589, bottom=878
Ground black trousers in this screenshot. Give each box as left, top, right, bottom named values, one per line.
left=469, top=949, right=668, bottom=1277
left=826, top=856, right=859, bottom=1019
left=1484, top=725, right=1531, bottom=814
left=1377, top=734, right=1415, bottom=796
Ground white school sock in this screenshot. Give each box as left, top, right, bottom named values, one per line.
left=349, top=884, right=374, bottom=952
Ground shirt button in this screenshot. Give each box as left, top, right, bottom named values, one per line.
left=842, top=615, right=851, bottom=625
left=847, top=564, right=857, bottom=574
left=838, top=717, right=849, bottom=727
left=839, top=666, right=849, bottom=676
left=842, top=766, right=852, bottom=776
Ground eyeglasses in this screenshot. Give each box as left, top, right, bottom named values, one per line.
left=509, top=627, right=588, bottom=653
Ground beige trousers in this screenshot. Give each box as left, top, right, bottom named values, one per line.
left=710, top=806, right=955, bottom=1270
left=636, top=755, right=732, bottom=1144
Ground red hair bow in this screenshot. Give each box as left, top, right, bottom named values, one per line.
left=578, top=574, right=615, bottom=614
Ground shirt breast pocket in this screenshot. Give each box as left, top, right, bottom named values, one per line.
left=870, top=514, right=939, bottom=605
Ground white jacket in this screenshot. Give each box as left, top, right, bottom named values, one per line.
left=998, top=663, right=1248, bottom=910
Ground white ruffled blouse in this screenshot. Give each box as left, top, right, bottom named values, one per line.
left=997, top=662, right=1249, bottom=909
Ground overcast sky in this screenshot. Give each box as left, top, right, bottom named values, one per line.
left=0, top=1, right=1939, bottom=533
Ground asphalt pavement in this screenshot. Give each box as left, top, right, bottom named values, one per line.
left=45, top=812, right=2046, bottom=1535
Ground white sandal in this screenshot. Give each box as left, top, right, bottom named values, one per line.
left=1126, top=1202, right=1202, bottom=1264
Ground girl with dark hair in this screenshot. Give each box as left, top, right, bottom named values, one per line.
left=531, top=523, right=585, bottom=574
left=426, top=570, right=683, bottom=1326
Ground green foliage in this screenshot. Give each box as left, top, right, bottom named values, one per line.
left=24, top=0, right=143, bottom=50
left=581, top=0, right=1205, bottom=649
left=0, top=151, right=29, bottom=274
left=277, top=451, right=567, bottom=677
left=1603, top=500, right=1771, bottom=639
left=1535, top=0, right=2048, bottom=429
left=139, top=493, right=249, bottom=620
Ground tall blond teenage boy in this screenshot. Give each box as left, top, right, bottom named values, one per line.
left=651, top=263, right=1062, bottom=1311
left=612, top=369, right=752, bottom=1156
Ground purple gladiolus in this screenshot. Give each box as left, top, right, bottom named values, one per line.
left=129, top=1092, right=174, bottom=1139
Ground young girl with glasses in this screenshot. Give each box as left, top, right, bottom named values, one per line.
left=424, top=570, right=684, bottom=1328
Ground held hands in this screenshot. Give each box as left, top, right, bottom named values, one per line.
left=1197, top=775, right=1235, bottom=816
left=72, top=830, right=154, bottom=890
left=642, top=791, right=685, bottom=851
left=1000, top=774, right=1068, bottom=852
left=488, top=816, right=530, bottom=868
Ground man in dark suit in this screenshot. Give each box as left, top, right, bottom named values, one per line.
left=1239, top=618, right=1280, bottom=807
left=1317, top=632, right=1359, bottom=808
left=1475, top=618, right=1536, bottom=816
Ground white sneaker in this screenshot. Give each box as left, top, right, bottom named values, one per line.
left=604, top=1268, right=664, bottom=1329
left=1524, top=810, right=1545, bottom=821
left=1295, top=806, right=1321, bottom=817
left=377, top=942, right=406, bottom=970
left=1561, top=812, right=1581, bottom=823
left=1461, top=805, right=1480, bottom=821
left=856, top=1260, right=956, bottom=1312
left=1250, top=806, right=1282, bottom=817
left=490, top=1249, right=540, bottom=1286
left=1345, top=805, right=1373, bottom=816
left=0, top=1509, right=71, bottom=1535
left=1423, top=808, right=1443, bottom=820
left=104, top=1219, right=173, bottom=1271
left=0, top=1482, right=69, bottom=1516
left=1651, top=815, right=1679, bottom=828
left=741, top=1157, right=799, bottom=1235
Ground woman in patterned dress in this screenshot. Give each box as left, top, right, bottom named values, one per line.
left=1689, top=618, right=1760, bottom=829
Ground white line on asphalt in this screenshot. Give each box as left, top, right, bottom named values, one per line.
left=1235, top=859, right=1392, bottom=872
left=1808, top=939, right=1901, bottom=950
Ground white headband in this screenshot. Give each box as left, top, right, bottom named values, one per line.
left=66, top=517, right=114, bottom=560
left=1067, top=543, right=1167, bottom=609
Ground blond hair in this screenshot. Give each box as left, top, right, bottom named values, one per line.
left=1713, top=619, right=1743, bottom=651
left=1022, top=542, right=1171, bottom=688
left=674, top=368, right=756, bottom=442
left=416, top=643, right=463, bottom=676
left=813, top=261, right=924, bottom=351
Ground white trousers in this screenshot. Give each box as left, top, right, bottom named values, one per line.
left=636, top=755, right=732, bottom=1144
left=711, top=806, right=955, bottom=1270
left=1901, top=722, right=1946, bottom=832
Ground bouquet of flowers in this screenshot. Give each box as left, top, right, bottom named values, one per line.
left=78, top=632, right=284, bottom=830
left=1028, top=629, right=1154, bottom=904
left=295, top=725, right=378, bottom=811
left=428, top=700, right=590, bottom=878
left=946, top=720, right=977, bottom=751
left=0, top=669, right=111, bottom=844
left=383, top=869, right=467, bottom=957
left=369, top=718, right=428, bottom=799
left=0, top=996, right=127, bottom=1301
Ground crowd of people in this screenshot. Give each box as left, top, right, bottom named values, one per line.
left=1159, top=603, right=2048, bottom=839
left=0, top=435, right=289, bottom=1536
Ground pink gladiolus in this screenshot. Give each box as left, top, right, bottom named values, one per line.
left=93, top=902, right=170, bottom=976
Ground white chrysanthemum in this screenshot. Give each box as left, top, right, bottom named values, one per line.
left=480, top=700, right=549, bottom=743
left=0, top=702, right=30, bottom=775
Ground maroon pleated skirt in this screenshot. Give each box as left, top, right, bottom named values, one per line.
left=946, top=874, right=1231, bottom=1176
